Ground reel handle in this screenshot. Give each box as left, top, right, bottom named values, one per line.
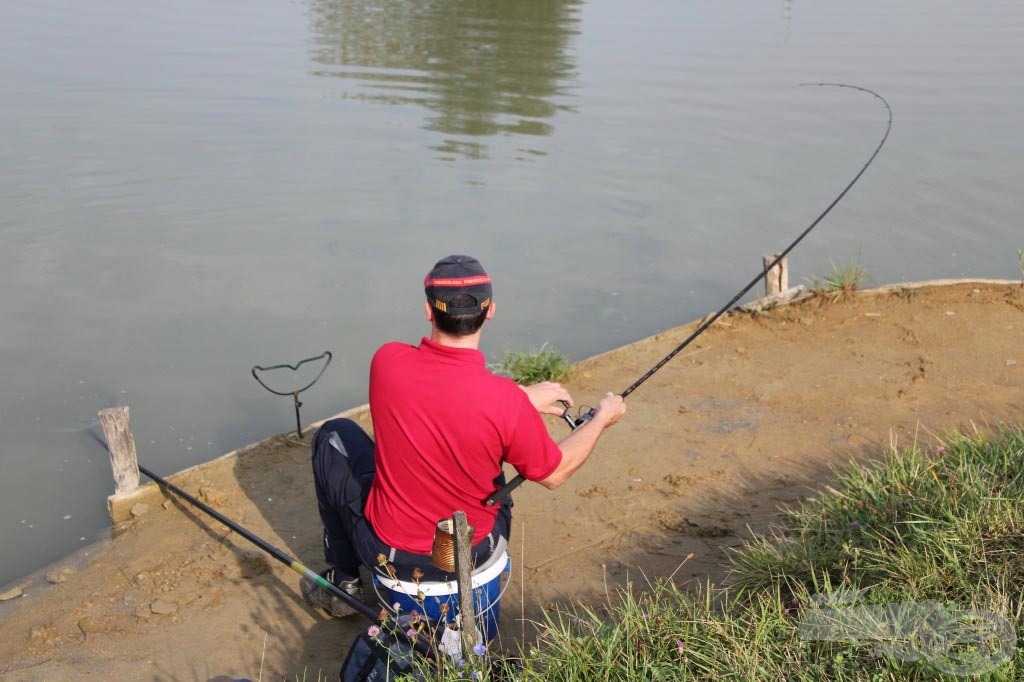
left=558, top=400, right=593, bottom=429
left=559, top=400, right=595, bottom=428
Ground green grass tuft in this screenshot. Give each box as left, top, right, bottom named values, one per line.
left=809, top=257, right=871, bottom=302
left=728, top=430, right=1024, bottom=604
left=492, top=343, right=574, bottom=385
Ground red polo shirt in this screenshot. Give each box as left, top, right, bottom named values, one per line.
left=365, top=338, right=563, bottom=553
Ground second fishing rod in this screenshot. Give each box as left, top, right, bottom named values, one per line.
left=135, top=464, right=438, bottom=659
left=486, top=83, right=892, bottom=507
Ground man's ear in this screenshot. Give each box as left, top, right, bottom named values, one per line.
left=485, top=301, right=496, bottom=320
left=424, top=301, right=434, bottom=322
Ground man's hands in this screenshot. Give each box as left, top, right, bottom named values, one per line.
left=520, top=383, right=626, bottom=426
left=520, top=381, right=573, bottom=416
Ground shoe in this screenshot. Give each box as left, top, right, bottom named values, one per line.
left=301, top=567, right=363, bottom=618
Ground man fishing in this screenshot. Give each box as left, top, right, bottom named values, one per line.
left=303, top=254, right=627, bottom=617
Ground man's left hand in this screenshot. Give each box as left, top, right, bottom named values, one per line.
left=520, top=381, right=573, bottom=416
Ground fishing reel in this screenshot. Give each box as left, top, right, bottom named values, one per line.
left=559, top=400, right=596, bottom=430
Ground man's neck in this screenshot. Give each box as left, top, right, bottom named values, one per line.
left=430, top=327, right=482, bottom=350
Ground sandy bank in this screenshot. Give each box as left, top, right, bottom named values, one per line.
left=1, top=279, right=1022, bottom=681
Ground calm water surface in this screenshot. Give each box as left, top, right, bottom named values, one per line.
left=2, top=0, right=1022, bottom=586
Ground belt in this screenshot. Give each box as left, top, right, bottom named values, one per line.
left=377, top=529, right=500, bottom=580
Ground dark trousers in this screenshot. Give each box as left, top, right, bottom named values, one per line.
left=311, top=417, right=511, bottom=582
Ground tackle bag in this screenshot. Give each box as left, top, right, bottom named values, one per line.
left=339, top=629, right=424, bottom=682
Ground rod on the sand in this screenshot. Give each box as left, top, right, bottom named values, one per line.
left=137, top=465, right=380, bottom=622
left=138, top=464, right=436, bottom=659
left=484, top=84, right=892, bottom=507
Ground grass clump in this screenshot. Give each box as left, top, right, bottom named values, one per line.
left=492, top=343, right=574, bottom=384
left=728, top=430, right=1024, bottom=603
left=724, top=428, right=1024, bottom=678
left=402, top=428, right=1024, bottom=681
left=809, top=257, right=871, bottom=302
left=514, top=581, right=819, bottom=681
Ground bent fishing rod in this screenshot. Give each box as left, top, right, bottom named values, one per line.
left=136, top=464, right=433, bottom=656
left=486, top=83, right=892, bottom=506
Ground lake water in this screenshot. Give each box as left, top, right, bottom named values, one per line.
left=2, top=0, right=1022, bottom=587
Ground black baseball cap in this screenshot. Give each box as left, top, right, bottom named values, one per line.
left=424, top=255, right=492, bottom=314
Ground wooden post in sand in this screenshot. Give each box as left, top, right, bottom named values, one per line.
left=763, top=254, right=789, bottom=296
left=99, top=406, right=140, bottom=497
left=452, top=510, right=477, bottom=658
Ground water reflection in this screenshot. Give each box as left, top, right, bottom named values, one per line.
left=307, top=0, right=581, bottom=158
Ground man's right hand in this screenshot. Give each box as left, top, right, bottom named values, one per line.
left=592, top=392, right=626, bottom=427
left=540, top=391, right=627, bottom=490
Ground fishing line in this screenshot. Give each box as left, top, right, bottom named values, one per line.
left=486, top=83, right=892, bottom=506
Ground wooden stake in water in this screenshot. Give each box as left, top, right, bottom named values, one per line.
left=99, top=406, right=140, bottom=496
left=453, top=511, right=477, bottom=658
left=763, top=253, right=789, bottom=296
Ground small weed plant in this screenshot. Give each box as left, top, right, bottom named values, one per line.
left=808, top=257, right=871, bottom=302
left=492, top=344, right=574, bottom=385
